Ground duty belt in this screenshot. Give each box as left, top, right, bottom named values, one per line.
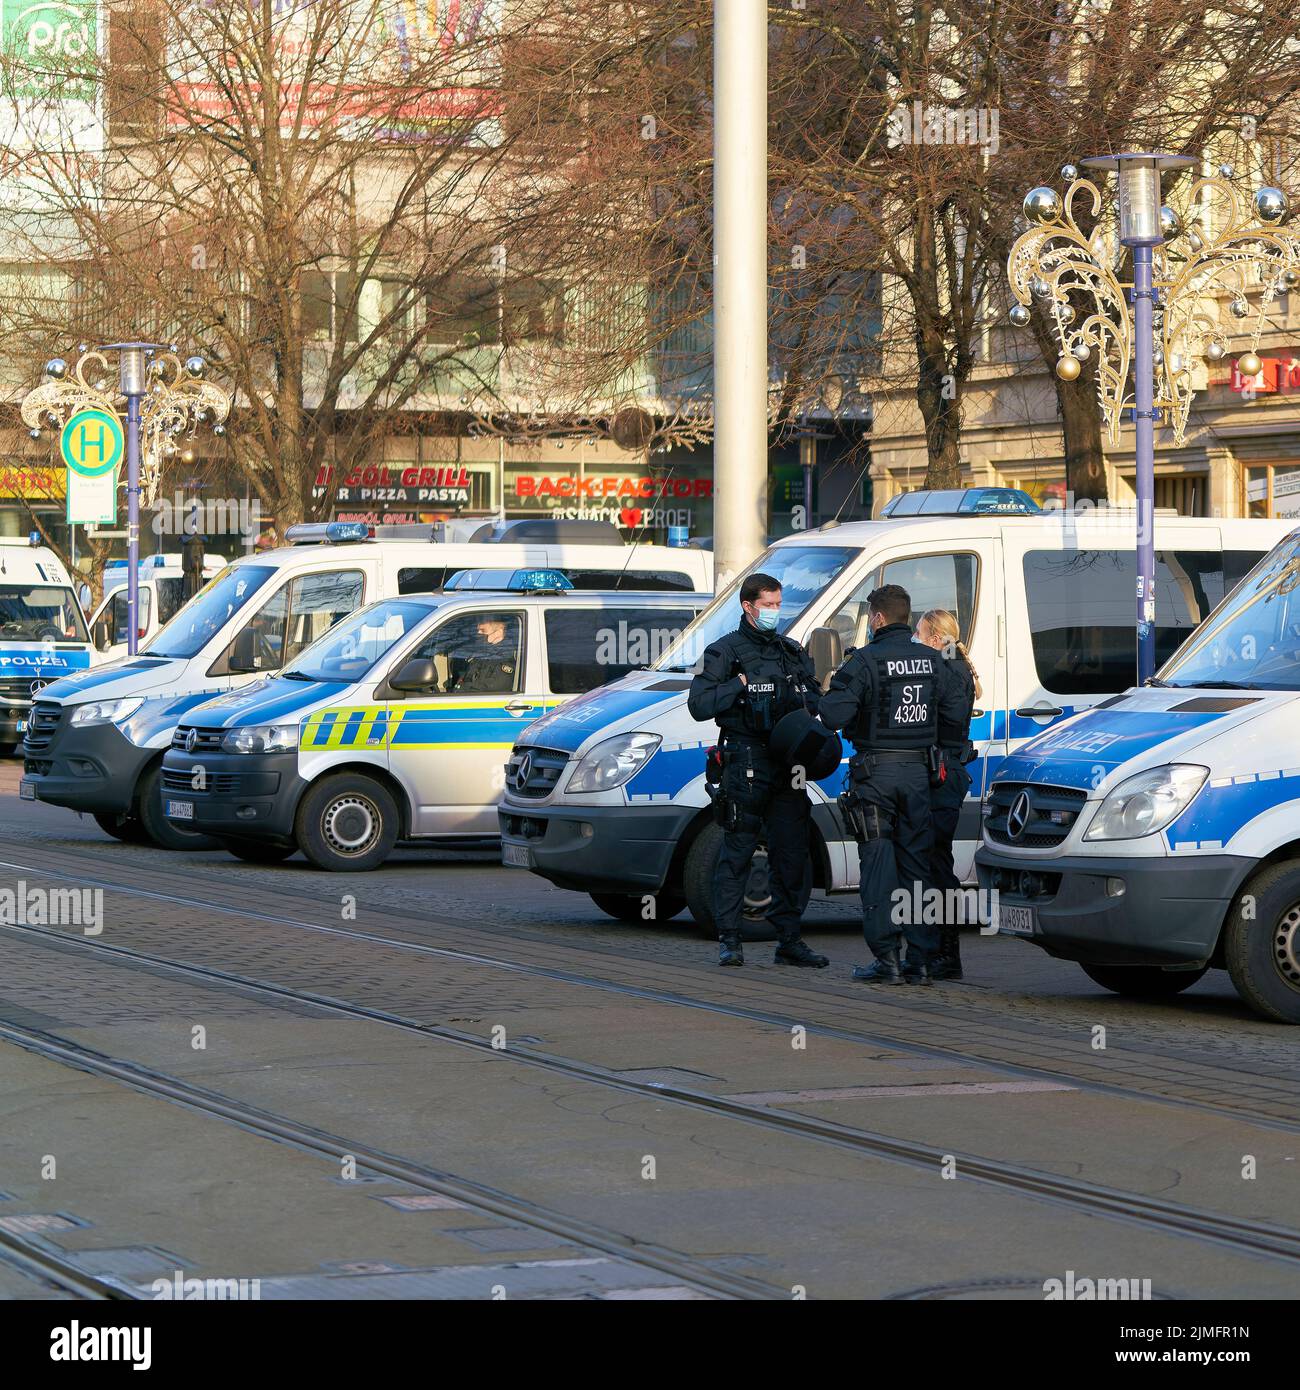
left=855, top=748, right=928, bottom=763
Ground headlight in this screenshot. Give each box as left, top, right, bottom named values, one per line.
left=70, top=697, right=144, bottom=726
left=1083, top=764, right=1208, bottom=841
left=221, top=724, right=300, bottom=754
left=565, top=732, right=661, bottom=793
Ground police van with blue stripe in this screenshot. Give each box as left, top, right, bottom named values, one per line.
left=497, top=489, right=1293, bottom=930
left=22, top=523, right=711, bottom=850
left=977, top=528, right=1300, bottom=1023
left=0, top=536, right=99, bottom=756
left=158, top=570, right=708, bottom=870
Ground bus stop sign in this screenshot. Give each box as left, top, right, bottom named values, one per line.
left=62, top=408, right=124, bottom=523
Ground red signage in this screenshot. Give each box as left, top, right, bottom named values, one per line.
left=1228, top=356, right=1300, bottom=393
left=313, top=464, right=472, bottom=507
left=512, top=475, right=714, bottom=500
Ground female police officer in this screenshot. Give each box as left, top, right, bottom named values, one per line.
left=915, top=608, right=980, bottom=980
left=687, top=573, right=829, bottom=970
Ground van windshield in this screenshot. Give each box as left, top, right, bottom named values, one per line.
left=146, top=565, right=275, bottom=659
left=1159, top=535, right=1300, bottom=689
left=284, top=599, right=435, bottom=682
left=0, top=585, right=87, bottom=642
left=656, top=545, right=859, bottom=672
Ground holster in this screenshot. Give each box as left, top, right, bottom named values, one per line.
left=837, top=790, right=885, bottom=843
left=927, top=746, right=948, bottom=788
left=961, top=739, right=978, bottom=765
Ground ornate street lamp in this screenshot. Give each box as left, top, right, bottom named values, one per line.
left=21, top=343, right=231, bottom=655
left=1007, top=156, right=1300, bottom=683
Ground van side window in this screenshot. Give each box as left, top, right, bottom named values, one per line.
left=282, top=570, right=365, bottom=665
left=397, top=567, right=449, bottom=594
left=544, top=606, right=698, bottom=694
left=827, top=554, right=978, bottom=652
left=155, top=578, right=186, bottom=625
left=562, top=569, right=694, bottom=592
left=409, top=611, right=524, bottom=694
left=1023, top=549, right=1254, bottom=696
left=97, top=588, right=151, bottom=646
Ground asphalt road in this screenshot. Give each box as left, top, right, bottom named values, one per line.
left=0, top=767, right=1297, bottom=1302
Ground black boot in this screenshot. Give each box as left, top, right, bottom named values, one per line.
left=930, top=927, right=963, bottom=981
left=774, top=937, right=829, bottom=968
left=718, top=934, right=744, bottom=967
left=852, top=948, right=904, bottom=985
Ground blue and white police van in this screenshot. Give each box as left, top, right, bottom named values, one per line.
left=497, top=489, right=1293, bottom=930
left=0, top=537, right=98, bottom=756
left=22, top=524, right=712, bottom=850
left=158, top=571, right=707, bottom=870
left=976, top=528, right=1300, bottom=1023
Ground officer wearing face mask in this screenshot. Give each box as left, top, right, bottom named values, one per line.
left=687, top=573, right=829, bottom=970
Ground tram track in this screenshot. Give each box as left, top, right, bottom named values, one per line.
left=0, top=851, right=1296, bottom=1139
left=6, top=915, right=1300, bottom=1272
left=0, top=1227, right=130, bottom=1300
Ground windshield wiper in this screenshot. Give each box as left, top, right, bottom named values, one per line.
left=280, top=670, right=316, bottom=681
left=1172, top=680, right=1259, bottom=690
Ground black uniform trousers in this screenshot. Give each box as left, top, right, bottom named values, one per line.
left=714, top=743, right=812, bottom=943
left=929, top=761, right=972, bottom=902
left=852, top=758, right=938, bottom=959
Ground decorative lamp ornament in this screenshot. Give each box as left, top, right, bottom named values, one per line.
left=213, top=423, right=226, bottom=436
left=1255, top=186, right=1288, bottom=223
left=1218, top=162, right=1235, bottom=179
left=1072, top=344, right=1091, bottom=361
left=1158, top=206, right=1181, bottom=239
left=1238, top=352, right=1262, bottom=377
left=1187, top=230, right=1204, bottom=252
left=1286, top=270, right=1300, bottom=289
left=148, top=358, right=167, bottom=379
left=1008, top=303, right=1032, bottom=327
left=1030, top=275, right=1052, bottom=299
left=1055, top=354, right=1082, bottom=381
left=44, top=357, right=67, bottom=380
left=1057, top=304, right=1076, bottom=324
left=1206, top=342, right=1226, bottom=361
left=1023, top=186, right=1062, bottom=226
left=184, top=355, right=206, bottom=378
left=28, top=427, right=40, bottom=439
left=1230, top=298, right=1251, bottom=318
left=1061, top=163, right=1079, bottom=183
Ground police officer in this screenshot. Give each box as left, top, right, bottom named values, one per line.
left=450, top=617, right=520, bottom=694
left=916, top=608, right=980, bottom=980
left=687, top=573, right=829, bottom=969
left=820, top=584, right=965, bottom=985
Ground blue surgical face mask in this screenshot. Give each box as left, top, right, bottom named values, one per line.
left=755, top=607, right=780, bottom=631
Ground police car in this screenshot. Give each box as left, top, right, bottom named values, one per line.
left=158, top=570, right=708, bottom=870
left=0, top=536, right=99, bottom=756
left=85, top=553, right=226, bottom=660
left=497, top=489, right=1294, bottom=929
left=22, top=523, right=711, bottom=850
left=976, top=529, right=1300, bottom=1024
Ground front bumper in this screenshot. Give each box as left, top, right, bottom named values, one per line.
left=498, top=800, right=698, bottom=892
left=22, top=716, right=153, bottom=814
left=0, top=699, right=30, bottom=746
left=975, top=845, right=1254, bottom=966
left=159, top=748, right=308, bottom=842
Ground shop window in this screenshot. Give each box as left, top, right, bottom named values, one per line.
left=1246, top=463, right=1300, bottom=520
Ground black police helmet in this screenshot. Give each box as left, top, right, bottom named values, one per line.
left=769, top=710, right=843, bottom=780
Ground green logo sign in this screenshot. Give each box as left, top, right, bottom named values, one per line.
left=61, top=408, right=124, bottom=477
left=4, top=0, right=98, bottom=102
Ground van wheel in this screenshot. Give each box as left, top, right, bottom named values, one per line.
left=681, top=822, right=778, bottom=940
left=92, top=811, right=151, bottom=845
left=137, top=763, right=221, bottom=850
left=1079, top=962, right=1208, bottom=998
left=295, top=774, right=398, bottom=872
left=1224, top=862, right=1300, bottom=1023
left=589, top=891, right=685, bottom=924
left=218, top=837, right=297, bottom=865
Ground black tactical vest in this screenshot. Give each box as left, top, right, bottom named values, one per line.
left=854, top=630, right=939, bottom=750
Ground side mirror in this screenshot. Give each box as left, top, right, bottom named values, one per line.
left=226, top=626, right=260, bottom=673
left=389, top=657, right=439, bottom=692
left=807, top=626, right=843, bottom=688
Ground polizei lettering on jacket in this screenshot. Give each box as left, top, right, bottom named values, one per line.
left=885, top=658, right=934, bottom=676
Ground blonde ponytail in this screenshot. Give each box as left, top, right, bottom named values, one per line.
left=919, top=609, right=983, bottom=700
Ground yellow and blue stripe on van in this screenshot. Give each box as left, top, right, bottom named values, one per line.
left=302, top=700, right=550, bottom=752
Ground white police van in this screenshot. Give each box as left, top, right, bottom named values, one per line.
left=0, top=537, right=98, bottom=757
left=21, top=524, right=712, bottom=850
left=497, top=489, right=1293, bottom=928
left=976, top=529, right=1300, bottom=1024
left=85, top=554, right=227, bottom=660
left=158, top=571, right=708, bottom=870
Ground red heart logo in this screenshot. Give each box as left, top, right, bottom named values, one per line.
left=619, top=507, right=643, bottom=528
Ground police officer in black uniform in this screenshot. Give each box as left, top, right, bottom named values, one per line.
left=820, top=584, right=965, bottom=984
left=450, top=617, right=520, bottom=694
left=687, top=573, right=829, bottom=969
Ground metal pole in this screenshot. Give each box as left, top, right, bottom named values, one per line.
left=712, top=0, right=768, bottom=588
left=1133, top=245, right=1156, bottom=684
left=125, top=391, right=141, bottom=656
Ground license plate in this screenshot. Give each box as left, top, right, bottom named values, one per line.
left=19, top=779, right=36, bottom=801
left=167, top=799, right=194, bottom=821
left=998, top=903, right=1037, bottom=937
left=16, top=720, right=27, bottom=733
left=502, top=842, right=533, bottom=868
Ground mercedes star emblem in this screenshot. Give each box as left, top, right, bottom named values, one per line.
left=1007, top=790, right=1031, bottom=840
left=513, top=751, right=533, bottom=792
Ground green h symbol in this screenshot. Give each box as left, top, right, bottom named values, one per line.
left=77, top=420, right=110, bottom=464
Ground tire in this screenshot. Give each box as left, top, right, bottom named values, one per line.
left=137, top=763, right=221, bottom=851
left=93, top=811, right=151, bottom=845
left=589, top=890, right=685, bottom=924
left=1080, top=961, right=1208, bottom=999
left=681, top=821, right=777, bottom=940
left=1224, top=861, right=1300, bottom=1023
left=295, top=773, right=399, bottom=872
left=218, top=837, right=297, bottom=865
